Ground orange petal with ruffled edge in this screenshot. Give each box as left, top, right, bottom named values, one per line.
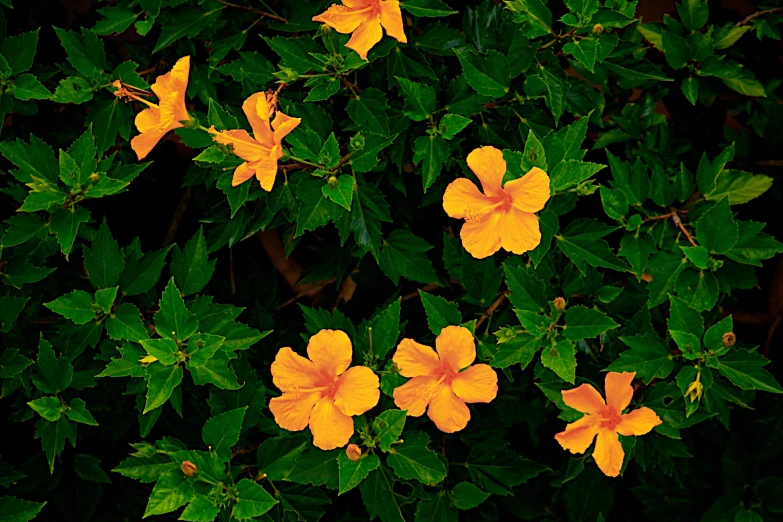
left=498, top=207, right=541, bottom=255
left=436, top=326, right=475, bottom=372
left=333, top=366, right=380, bottom=416
left=346, top=16, right=384, bottom=60
left=442, top=179, right=495, bottom=219
left=593, top=429, right=624, bottom=477
left=393, top=375, right=439, bottom=416
left=459, top=210, right=502, bottom=259
left=269, top=391, right=320, bottom=431
left=232, top=162, right=255, bottom=187
left=213, top=129, right=266, bottom=163
left=135, top=107, right=160, bottom=134
left=393, top=338, right=440, bottom=378
left=131, top=128, right=166, bottom=161
left=307, top=329, right=353, bottom=378
left=151, top=56, right=190, bottom=101
left=379, top=0, right=407, bottom=43
left=555, top=415, right=599, bottom=454
left=312, top=3, right=372, bottom=33
left=272, top=112, right=302, bottom=147
left=242, top=92, right=274, bottom=146
left=270, top=347, right=321, bottom=392
left=616, top=407, right=661, bottom=436
left=254, top=155, right=279, bottom=192
left=561, top=383, right=606, bottom=415
left=309, top=397, right=355, bottom=450
left=466, top=146, right=506, bottom=197
left=452, top=364, right=498, bottom=403
left=427, top=382, right=470, bottom=433
left=504, top=167, right=550, bottom=213
left=605, top=372, right=635, bottom=414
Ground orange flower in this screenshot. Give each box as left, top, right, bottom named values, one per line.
left=269, top=329, right=380, bottom=450
left=312, top=0, right=407, bottom=60
left=555, top=372, right=662, bottom=477
left=210, top=92, right=301, bottom=191
left=443, top=146, right=551, bottom=259
left=121, top=56, right=190, bottom=160
left=392, top=326, right=498, bottom=433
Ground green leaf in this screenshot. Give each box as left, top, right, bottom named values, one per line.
left=202, top=407, right=246, bottom=462
left=400, top=0, right=457, bottom=17
left=180, top=496, right=220, bottom=522
left=54, top=27, right=105, bottom=78
left=618, top=229, right=656, bottom=278
left=0, top=297, right=29, bottom=333
left=120, top=242, right=173, bottom=296
left=698, top=56, right=766, bottom=98
left=304, top=76, right=341, bottom=102
left=662, top=31, right=691, bottom=69
left=322, top=175, right=355, bottom=211
left=65, top=398, right=98, bottom=426
left=563, top=306, right=619, bottom=341
left=669, top=294, right=704, bottom=338
left=350, top=133, right=398, bottom=173
left=682, top=77, right=699, bottom=105
left=455, top=50, right=510, bottom=98
left=140, top=339, right=179, bottom=365
left=264, top=35, right=325, bottom=74
left=607, top=335, right=674, bottom=384
left=540, top=67, right=568, bottom=125
left=556, top=220, right=628, bottom=274
left=2, top=214, right=48, bottom=247
left=707, top=170, right=773, bottom=205
left=395, top=77, right=436, bottom=121
left=367, top=299, right=402, bottom=360
left=106, top=303, right=149, bottom=342
left=564, top=39, right=598, bottom=72
left=676, top=269, right=719, bottom=312
left=233, top=479, right=277, bottom=519
left=0, top=133, right=58, bottom=184
left=676, top=0, right=709, bottom=32
left=466, top=440, right=548, bottom=496
left=416, top=493, right=457, bottom=522
left=0, top=496, right=46, bottom=522
left=256, top=435, right=308, bottom=481
left=144, top=363, right=184, bottom=413
left=694, top=199, right=737, bottom=255
left=152, top=6, right=222, bottom=54
left=412, top=135, right=449, bottom=191
left=600, top=187, right=628, bottom=221
left=171, top=227, right=216, bottom=296
left=83, top=219, right=125, bottom=288
left=18, top=187, right=68, bottom=212
left=450, top=482, right=490, bottom=510
left=143, top=469, right=194, bottom=517
left=713, top=350, right=783, bottom=394
left=541, top=340, right=577, bottom=383
left=44, top=290, right=97, bottom=325
left=0, top=348, right=33, bottom=378
left=189, top=352, right=240, bottom=390
left=295, top=177, right=344, bottom=238
left=1, top=28, right=39, bottom=74
left=379, top=230, right=438, bottom=285
left=506, top=0, right=553, bottom=37
left=35, top=416, right=76, bottom=474
left=419, top=291, right=461, bottom=335
left=88, top=98, right=132, bottom=154
left=725, top=221, right=783, bottom=266
left=112, top=454, right=177, bottom=483
left=647, top=251, right=687, bottom=308
left=713, top=24, right=751, bottom=49
left=287, top=448, right=339, bottom=489
left=207, top=99, right=239, bottom=131
left=439, top=114, right=472, bottom=140
left=360, top=464, right=407, bottom=522
left=491, top=334, right=541, bottom=370
left=373, top=409, right=407, bottom=452
left=156, top=278, right=198, bottom=342
left=92, top=6, right=138, bottom=35
left=52, top=76, right=94, bottom=104
left=347, top=89, right=391, bottom=136
left=28, top=397, right=64, bottom=422
left=12, top=74, right=51, bottom=100
left=550, top=161, right=604, bottom=192
left=338, top=453, right=380, bottom=495
left=504, top=262, right=546, bottom=313
left=94, top=286, right=118, bottom=314
left=387, top=432, right=447, bottom=484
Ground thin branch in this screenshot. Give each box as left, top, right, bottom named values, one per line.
left=670, top=207, right=697, bottom=247
left=213, top=0, right=287, bottom=23
left=229, top=248, right=237, bottom=296
left=736, top=7, right=783, bottom=26
left=401, top=283, right=439, bottom=302
left=475, top=291, right=510, bottom=330
left=163, top=187, right=192, bottom=247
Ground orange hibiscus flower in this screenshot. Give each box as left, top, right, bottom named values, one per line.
left=443, top=146, right=551, bottom=259
left=312, top=0, right=407, bottom=60
left=210, top=92, right=301, bottom=191
left=392, top=326, right=498, bottom=433
left=555, top=372, right=662, bottom=477
left=118, top=56, right=191, bottom=161
left=269, top=329, right=380, bottom=450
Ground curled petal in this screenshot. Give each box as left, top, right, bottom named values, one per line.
left=231, top=162, right=255, bottom=187
left=346, top=16, right=384, bottom=60
left=313, top=4, right=371, bottom=33
left=616, top=407, right=662, bottom=436
left=593, top=429, right=624, bottom=477
left=498, top=207, right=541, bottom=255
left=561, top=383, right=606, bottom=415
left=151, top=56, right=190, bottom=100
left=436, top=326, right=476, bottom=372
left=272, top=112, right=302, bottom=145
left=242, top=92, right=274, bottom=146
left=504, top=167, right=550, bottom=213
left=213, top=129, right=266, bottom=163
left=309, top=397, right=355, bottom=450
left=393, top=338, right=440, bottom=378
left=466, top=146, right=506, bottom=197
left=605, top=372, right=635, bottom=414
left=270, top=347, right=320, bottom=392
left=393, top=375, right=439, bottom=416
left=307, top=329, right=353, bottom=378
left=442, top=179, right=494, bottom=220
left=379, top=0, right=407, bottom=43
left=254, top=155, right=280, bottom=192
left=427, top=383, right=470, bottom=433
left=554, top=415, right=599, bottom=454
left=460, top=212, right=502, bottom=259
left=334, top=366, right=380, bottom=416
left=130, top=128, right=166, bottom=161
left=452, top=364, right=498, bottom=404
left=269, top=391, right=320, bottom=431
left=135, top=107, right=160, bottom=134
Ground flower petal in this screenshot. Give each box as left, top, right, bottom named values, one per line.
left=334, top=366, right=380, bottom=416
left=379, top=0, right=407, bottom=43
left=392, top=338, right=440, bottom=378
left=498, top=207, right=541, bottom=255
left=504, top=166, right=550, bottom=213
left=313, top=4, right=371, bottom=33
left=393, top=375, right=439, bottom=416
left=460, top=212, right=502, bottom=259
left=232, top=162, right=255, bottom=187
left=131, top=129, right=166, bottom=161
left=309, top=397, right=355, bottom=450
left=270, top=347, right=321, bottom=392
left=213, top=129, right=265, bottom=163
left=151, top=56, right=190, bottom=100
left=466, top=146, right=506, bottom=197
left=593, top=429, right=624, bottom=477
left=307, top=329, right=353, bottom=377
left=269, top=391, right=320, bottom=431
left=346, top=16, right=384, bottom=60
left=135, top=107, right=160, bottom=134
left=554, top=415, right=599, bottom=454
left=616, top=407, right=662, bottom=436
left=605, top=372, right=635, bottom=413
left=272, top=112, right=302, bottom=145
left=442, top=178, right=494, bottom=219
left=242, top=92, right=274, bottom=146
left=452, top=364, right=498, bottom=403
left=254, top=155, right=279, bottom=192
left=561, top=383, right=606, bottom=415
left=436, top=325, right=476, bottom=372
left=427, top=382, right=470, bottom=433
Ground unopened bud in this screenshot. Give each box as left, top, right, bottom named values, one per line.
left=328, top=175, right=338, bottom=188
left=403, top=164, right=414, bottom=173
left=722, top=332, right=736, bottom=347
left=686, top=380, right=703, bottom=403
left=553, top=297, right=566, bottom=312
left=346, top=444, right=362, bottom=462
left=179, top=117, right=199, bottom=129
left=89, top=173, right=100, bottom=184
left=139, top=354, right=158, bottom=364
left=181, top=460, right=197, bottom=478
left=592, top=23, right=603, bottom=35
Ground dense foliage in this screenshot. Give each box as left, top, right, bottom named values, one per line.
left=2, top=0, right=783, bottom=520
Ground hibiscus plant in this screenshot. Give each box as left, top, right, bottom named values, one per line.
left=1, top=0, right=783, bottom=521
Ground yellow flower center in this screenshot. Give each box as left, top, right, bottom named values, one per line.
left=464, top=192, right=513, bottom=222
left=597, top=408, right=621, bottom=430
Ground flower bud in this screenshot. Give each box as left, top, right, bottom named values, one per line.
left=686, top=380, right=703, bottom=403
left=179, top=117, right=200, bottom=129
left=592, top=23, right=603, bottom=34
left=139, top=354, right=158, bottom=364
left=328, top=175, right=338, bottom=188
left=346, top=444, right=362, bottom=462
left=89, top=173, right=100, bottom=184
left=722, top=332, right=736, bottom=347
left=181, top=460, right=197, bottom=478
left=553, top=297, right=566, bottom=312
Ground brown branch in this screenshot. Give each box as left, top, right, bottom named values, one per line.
left=756, top=160, right=783, bottom=166
left=229, top=248, right=237, bottom=296
left=163, top=187, right=192, bottom=247
left=401, top=283, right=439, bottom=302
left=736, top=7, right=783, bottom=26
left=643, top=212, right=674, bottom=223
left=475, top=291, right=510, bottom=330
left=232, top=445, right=259, bottom=458
left=213, top=0, right=287, bottom=23
left=341, top=75, right=362, bottom=96
left=670, top=207, right=697, bottom=247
